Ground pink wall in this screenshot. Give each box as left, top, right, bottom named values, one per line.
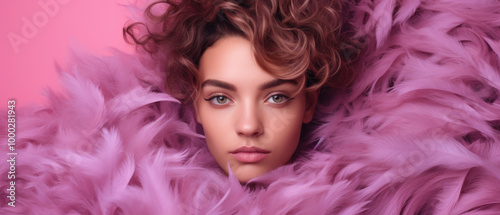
left=0, top=0, right=134, bottom=107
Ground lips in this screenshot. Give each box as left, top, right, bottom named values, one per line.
left=230, top=146, right=270, bottom=163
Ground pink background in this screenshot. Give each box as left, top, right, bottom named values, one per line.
left=1, top=0, right=134, bottom=107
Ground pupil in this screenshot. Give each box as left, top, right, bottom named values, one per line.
left=217, top=96, right=225, bottom=103
left=273, top=95, right=281, bottom=102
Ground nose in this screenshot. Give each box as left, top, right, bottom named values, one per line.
left=235, top=102, right=264, bottom=137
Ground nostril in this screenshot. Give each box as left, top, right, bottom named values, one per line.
left=235, top=105, right=264, bottom=137
left=236, top=117, right=264, bottom=137
left=236, top=124, right=264, bottom=137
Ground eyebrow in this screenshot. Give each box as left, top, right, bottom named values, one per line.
left=259, top=79, right=297, bottom=90
left=201, top=79, right=236, bottom=91
left=201, top=79, right=297, bottom=91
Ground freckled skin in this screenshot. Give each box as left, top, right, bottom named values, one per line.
left=195, top=36, right=316, bottom=183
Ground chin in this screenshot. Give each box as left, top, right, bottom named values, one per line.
left=231, top=166, right=269, bottom=183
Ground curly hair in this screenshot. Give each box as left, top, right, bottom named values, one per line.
left=124, top=0, right=358, bottom=104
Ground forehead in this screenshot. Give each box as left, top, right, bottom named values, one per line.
left=198, top=36, right=276, bottom=83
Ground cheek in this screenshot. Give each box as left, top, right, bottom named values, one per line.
left=264, top=97, right=307, bottom=140
left=266, top=113, right=303, bottom=147
left=196, top=104, right=233, bottom=166
left=262, top=101, right=306, bottom=160
left=199, top=107, right=225, bottom=143
left=266, top=108, right=302, bottom=134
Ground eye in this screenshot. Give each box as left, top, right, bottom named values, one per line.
left=204, top=95, right=232, bottom=105
left=267, top=94, right=289, bottom=104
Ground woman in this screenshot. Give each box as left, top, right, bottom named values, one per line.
left=124, top=0, right=357, bottom=183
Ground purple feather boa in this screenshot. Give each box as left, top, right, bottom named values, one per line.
left=2, top=0, right=500, bottom=214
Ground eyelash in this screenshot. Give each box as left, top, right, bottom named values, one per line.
left=203, top=93, right=292, bottom=106
left=204, top=94, right=232, bottom=105
left=267, top=93, right=291, bottom=104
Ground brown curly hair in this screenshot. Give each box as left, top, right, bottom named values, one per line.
left=124, top=0, right=357, bottom=104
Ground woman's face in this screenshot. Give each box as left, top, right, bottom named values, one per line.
left=195, top=36, right=315, bottom=183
